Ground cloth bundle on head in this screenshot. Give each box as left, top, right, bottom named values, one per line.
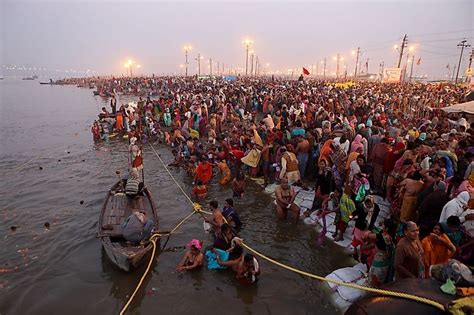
left=253, top=129, right=263, bottom=147
left=187, top=239, right=202, bottom=250
left=241, top=148, right=261, bottom=168
left=457, top=191, right=470, bottom=206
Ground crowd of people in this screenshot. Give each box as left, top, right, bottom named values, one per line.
left=89, top=75, right=473, bottom=289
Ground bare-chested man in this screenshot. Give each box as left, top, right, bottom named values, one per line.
left=399, top=171, right=424, bottom=222
left=295, top=136, right=310, bottom=179
left=204, top=200, right=225, bottom=235
left=275, top=177, right=300, bottom=224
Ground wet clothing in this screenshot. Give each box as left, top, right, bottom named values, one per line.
left=195, top=162, right=212, bottom=184
left=222, top=206, right=242, bottom=230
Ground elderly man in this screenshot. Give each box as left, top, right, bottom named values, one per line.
left=122, top=211, right=154, bottom=244
left=394, top=221, right=425, bottom=279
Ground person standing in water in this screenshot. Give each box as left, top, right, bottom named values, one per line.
left=275, top=177, right=300, bottom=224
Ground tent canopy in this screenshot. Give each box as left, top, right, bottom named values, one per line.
left=441, top=100, right=474, bottom=115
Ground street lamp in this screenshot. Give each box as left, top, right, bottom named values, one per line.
left=123, top=62, right=130, bottom=77
left=333, top=54, right=342, bottom=78
left=195, top=53, right=203, bottom=76
left=249, top=50, right=255, bottom=76
left=183, top=45, right=192, bottom=76
left=402, top=46, right=415, bottom=82
left=243, top=38, right=253, bottom=76
left=124, top=59, right=134, bottom=77
left=127, top=59, right=134, bottom=77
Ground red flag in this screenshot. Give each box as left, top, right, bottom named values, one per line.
left=416, top=57, right=421, bottom=65
left=302, top=67, right=310, bottom=75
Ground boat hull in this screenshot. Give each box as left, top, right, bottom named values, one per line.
left=98, top=180, right=159, bottom=272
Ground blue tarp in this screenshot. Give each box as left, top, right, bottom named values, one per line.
left=224, top=76, right=237, bottom=81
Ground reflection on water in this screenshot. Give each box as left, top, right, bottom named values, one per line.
left=0, top=80, right=353, bottom=314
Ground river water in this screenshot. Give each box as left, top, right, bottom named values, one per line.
left=0, top=80, right=354, bottom=314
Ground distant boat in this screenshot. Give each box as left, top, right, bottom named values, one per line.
left=23, top=75, right=38, bottom=80
left=39, top=79, right=54, bottom=85
left=0, top=77, right=3, bottom=80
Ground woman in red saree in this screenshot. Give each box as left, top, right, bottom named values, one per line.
left=194, top=158, right=213, bottom=184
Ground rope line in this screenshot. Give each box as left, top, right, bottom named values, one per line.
left=118, top=143, right=445, bottom=314
left=240, top=243, right=444, bottom=310
left=119, top=238, right=157, bottom=315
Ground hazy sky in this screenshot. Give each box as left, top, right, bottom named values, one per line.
left=1, top=0, right=473, bottom=79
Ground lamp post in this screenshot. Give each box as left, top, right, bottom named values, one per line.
left=183, top=45, right=192, bottom=77
left=136, top=64, right=141, bottom=76
left=249, top=51, right=254, bottom=76
left=196, top=53, right=203, bottom=76
left=128, top=59, right=134, bottom=77
left=243, top=39, right=253, bottom=76
left=124, top=59, right=134, bottom=77
left=352, top=47, right=360, bottom=78
left=403, top=46, right=414, bottom=82
left=123, top=62, right=130, bottom=77
left=333, top=54, right=343, bottom=78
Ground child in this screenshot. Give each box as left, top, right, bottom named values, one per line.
left=232, top=174, right=246, bottom=198
left=192, top=180, right=208, bottom=199
left=334, top=185, right=356, bottom=242
left=217, top=159, right=232, bottom=185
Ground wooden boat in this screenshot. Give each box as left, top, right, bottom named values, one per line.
left=97, top=179, right=159, bottom=272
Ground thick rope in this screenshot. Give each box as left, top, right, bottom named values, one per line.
left=119, top=237, right=157, bottom=315
left=240, top=243, right=444, bottom=310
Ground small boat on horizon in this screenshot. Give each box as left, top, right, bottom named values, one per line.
left=23, top=75, right=38, bottom=80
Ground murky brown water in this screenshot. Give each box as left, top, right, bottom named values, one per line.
left=0, top=80, right=354, bottom=314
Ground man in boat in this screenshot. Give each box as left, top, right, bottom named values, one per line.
left=275, top=177, right=300, bottom=224
left=110, top=95, right=117, bottom=114
left=125, top=169, right=144, bottom=197
left=122, top=211, right=153, bottom=244
left=99, top=106, right=110, bottom=119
